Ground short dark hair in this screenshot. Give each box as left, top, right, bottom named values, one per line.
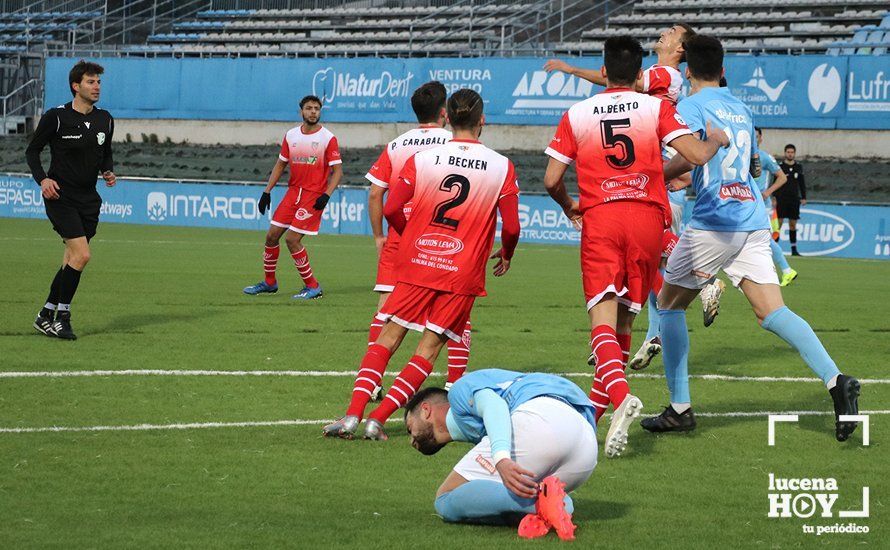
left=755, top=126, right=762, bottom=135
left=685, top=34, right=724, bottom=82
left=69, top=60, right=104, bottom=97
left=299, top=95, right=322, bottom=109
left=784, top=144, right=796, bottom=151
left=412, top=81, right=447, bottom=124
left=447, top=88, right=484, bottom=130
left=404, top=387, right=448, bottom=419
left=673, top=22, right=697, bottom=63
left=603, top=36, right=644, bottom=87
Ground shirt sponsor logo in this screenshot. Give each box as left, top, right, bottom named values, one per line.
left=601, top=173, right=650, bottom=194
left=62, top=134, right=82, bottom=140
left=294, top=156, right=318, bottom=165
left=719, top=182, right=756, bottom=202
left=475, top=454, right=497, bottom=475
left=414, top=233, right=464, bottom=256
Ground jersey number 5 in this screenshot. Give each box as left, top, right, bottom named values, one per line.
left=601, top=119, right=636, bottom=169
left=432, top=174, right=471, bottom=229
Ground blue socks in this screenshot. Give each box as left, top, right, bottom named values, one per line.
left=645, top=290, right=660, bottom=341
left=770, top=239, right=790, bottom=272
left=435, top=480, right=574, bottom=525
left=659, top=309, right=691, bottom=404
left=761, top=306, right=841, bottom=386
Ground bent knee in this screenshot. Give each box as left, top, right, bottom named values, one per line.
left=434, top=493, right=460, bottom=523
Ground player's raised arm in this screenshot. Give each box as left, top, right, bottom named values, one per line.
left=544, top=59, right=608, bottom=88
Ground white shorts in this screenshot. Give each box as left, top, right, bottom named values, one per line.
left=664, top=228, right=779, bottom=290
left=453, top=397, right=597, bottom=493
left=670, top=201, right=684, bottom=235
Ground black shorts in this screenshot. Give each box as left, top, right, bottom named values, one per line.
left=44, top=192, right=101, bottom=240
left=776, top=201, right=800, bottom=220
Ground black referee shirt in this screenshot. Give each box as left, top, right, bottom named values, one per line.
left=776, top=161, right=806, bottom=202
left=25, top=102, right=114, bottom=196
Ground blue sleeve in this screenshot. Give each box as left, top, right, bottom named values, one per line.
left=472, top=388, right=513, bottom=463
left=677, top=100, right=703, bottom=135
left=762, top=152, right=779, bottom=174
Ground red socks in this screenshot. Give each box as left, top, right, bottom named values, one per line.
left=369, top=355, right=433, bottom=423
left=446, top=320, right=472, bottom=385
left=589, top=325, right=630, bottom=422
left=368, top=314, right=385, bottom=346
left=616, top=333, right=632, bottom=366
left=291, top=247, right=319, bottom=288
left=346, top=344, right=392, bottom=419
left=263, top=245, right=280, bottom=285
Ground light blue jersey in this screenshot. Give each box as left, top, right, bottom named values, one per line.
left=446, top=369, right=597, bottom=444
left=754, top=148, right=780, bottom=199
left=677, top=87, right=768, bottom=232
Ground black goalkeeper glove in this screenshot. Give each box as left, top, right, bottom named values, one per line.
left=313, top=193, right=330, bottom=211
left=258, top=192, right=271, bottom=215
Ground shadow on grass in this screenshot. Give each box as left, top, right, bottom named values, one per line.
left=571, top=498, right=631, bottom=522
left=82, top=310, right=223, bottom=336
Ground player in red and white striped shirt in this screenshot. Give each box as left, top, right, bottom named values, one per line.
left=365, top=82, right=473, bottom=392
left=544, top=23, right=695, bottom=105
left=243, top=95, right=342, bottom=300
left=324, top=89, right=521, bottom=441
left=543, top=36, right=727, bottom=459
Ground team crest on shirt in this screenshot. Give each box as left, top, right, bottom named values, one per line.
left=294, top=208, right=313, bottom=221
left=311, top=141, right=320, bottom=151
left=458, top=145, right=469, bottom=151
left=97, top=132, right=106, bottom=145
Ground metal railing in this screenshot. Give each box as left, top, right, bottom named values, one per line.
left=0, top=77, right=39, bottom=131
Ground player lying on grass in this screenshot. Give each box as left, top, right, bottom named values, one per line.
left=323, top=89, right=521, bottom=441
left=365, top=81, right=472, bottom=395
left=643, top=35, right=860, bottom=441
left=243, top=95, right=342, bottom=300
left=404, top=369, right=598, bottom=541
left=543, top=36, right=728, bottom=458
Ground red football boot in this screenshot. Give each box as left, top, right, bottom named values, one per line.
left=537, top=476, right=576, bottom=541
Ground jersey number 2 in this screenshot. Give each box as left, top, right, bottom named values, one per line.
left=432, top=174, right=471, bottom=229
left=601, top=119, right=636, bottom=169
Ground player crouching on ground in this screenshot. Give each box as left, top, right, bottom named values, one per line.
left=405, top=369, right=599, bottom=541
left=323, top=89, right=521, bottom=441
left=243, top=95, right=342, bottom=300
left=642, top=35, right=860, bottom=441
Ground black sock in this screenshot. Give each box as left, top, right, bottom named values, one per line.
left=41, top=267, right=65, bottom=317
left=57, top=264, right=83, bottom=317
left=790, top=230, right=797, bottom=249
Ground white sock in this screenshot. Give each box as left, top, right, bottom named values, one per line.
left=783, top=267, right=793, bottom=275
left=671, top=402, right=691, bottom=414
left=44, top=302, right=57, bottom=311
left=826, top=374, right=839, bottom=390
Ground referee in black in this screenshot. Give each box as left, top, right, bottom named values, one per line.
left=25, top=60, right=116, bottom=340
left=776, top=143, right=806, bottom=256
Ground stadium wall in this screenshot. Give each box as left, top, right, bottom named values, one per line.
left=45, top=55, right=890, bottom=130
left=108, top=118, right=890, bottom=159
left=4, top=173, right=889, bottom=260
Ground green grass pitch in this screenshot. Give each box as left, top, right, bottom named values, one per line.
left=0, top=217, right=887, bottom=547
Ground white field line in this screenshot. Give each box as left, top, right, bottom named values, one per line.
left=3, top=410, right=890, bottom=434
left=1, top=369, right=889, bottom=385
